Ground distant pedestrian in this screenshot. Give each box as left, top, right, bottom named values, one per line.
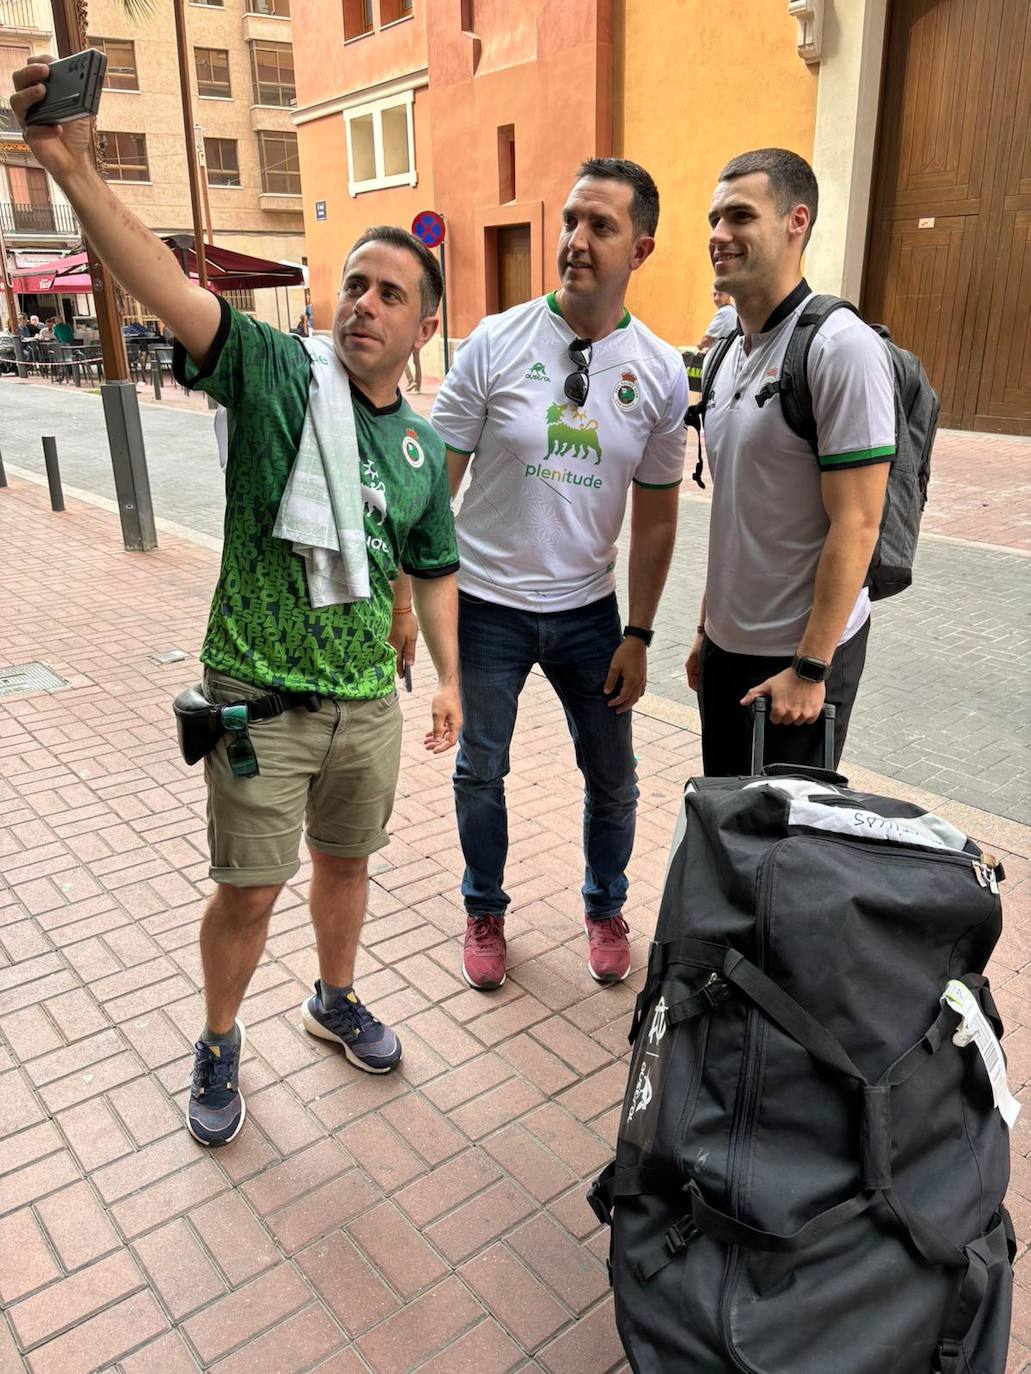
left=696, top=288, right=737, bottom=350
left=290, top=313, right=309, bottom=337
left=18, top=313, right=37, bottom=339
left=404, top=344, right=421, bottom=393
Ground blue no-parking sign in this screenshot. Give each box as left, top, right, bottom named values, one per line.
left=411, top=210, right=445, bottom=249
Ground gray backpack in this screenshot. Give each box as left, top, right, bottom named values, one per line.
left=689, top=295, right=940, bottom=600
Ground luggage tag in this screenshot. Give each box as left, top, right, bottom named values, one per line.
left=941, top=980, right=1021, bottom=1128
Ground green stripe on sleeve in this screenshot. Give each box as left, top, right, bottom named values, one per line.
left=818, top=445, right=895, bottom=470
left=633, top=477, right=683, bottom=490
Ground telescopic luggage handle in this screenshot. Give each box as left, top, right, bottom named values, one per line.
left=750, top=695, right=838, bottom=776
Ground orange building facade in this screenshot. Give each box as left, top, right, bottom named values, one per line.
left=292, top=0, right=614, bottom=372
left=292, top=2, right=1030, bottom=434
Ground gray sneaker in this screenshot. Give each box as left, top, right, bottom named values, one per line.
left=187, top=1021, right=246, bottom=1146
left=301, top=982, right=402, bottom=1073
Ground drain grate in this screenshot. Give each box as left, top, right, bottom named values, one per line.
left=0, top=661, right=70, bottom=700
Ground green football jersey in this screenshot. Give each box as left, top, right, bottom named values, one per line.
left=174, top=300, right=458, bottom=700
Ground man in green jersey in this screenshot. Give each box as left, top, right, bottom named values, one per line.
left=12, top=56, right=461, bottom=1147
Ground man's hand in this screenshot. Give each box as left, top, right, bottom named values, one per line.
left=604, top=637, right=647, bottom=714
left=10, top=58, right=93, bottom=181
left=685, top=631, right=704, bottom=692
left=424, top=682, right=461, bottom=754
left=741, top=668, right=825, bottom=724
left=388, top=609, right=418, bottom=679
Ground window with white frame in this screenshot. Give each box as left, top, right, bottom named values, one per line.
left=343, top=90, right=417, bottom=196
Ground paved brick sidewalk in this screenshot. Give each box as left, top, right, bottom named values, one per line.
left=1, top=481, right=1031, bottom=1373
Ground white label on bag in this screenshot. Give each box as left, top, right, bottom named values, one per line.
left=941, top=980, right=1021, bottom=1128
left=787, top=798, right=971, bottom=853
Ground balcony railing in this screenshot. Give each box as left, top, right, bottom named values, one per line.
left=0, top=0, right=43, bottom=32
left=0, top=97, right=18, bottom=136
left=0, top=200, right=80, bottom=235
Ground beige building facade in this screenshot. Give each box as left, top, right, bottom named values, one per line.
left=2, top=0, right=307, bottom=328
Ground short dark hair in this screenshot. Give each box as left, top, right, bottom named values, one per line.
left=346, top=225, right=443, bottom=316
left=718, top=148, right=819, bottom=244
left=575, top=157, right=660, bottom=237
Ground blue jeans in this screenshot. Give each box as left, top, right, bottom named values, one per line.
left=453, top=591, right=638, bottom=920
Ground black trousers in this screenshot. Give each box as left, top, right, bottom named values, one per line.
left=697, top=618, right=870, bottom=776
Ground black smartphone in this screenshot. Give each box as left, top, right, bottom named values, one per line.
left=24, top=49, right=107, bottom=128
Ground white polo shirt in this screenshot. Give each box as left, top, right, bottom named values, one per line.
left=702, top=286, right=896, bottom=656
left=431, top=293, right=687, bottom=611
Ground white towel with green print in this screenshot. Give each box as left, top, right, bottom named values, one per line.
left=273, top=334, right=370, bottom=608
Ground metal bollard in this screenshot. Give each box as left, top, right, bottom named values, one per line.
left=41, top=436, right=65, bottom=512
left=152, top=352, right=163, bottom=400
left=0, top=446, right=7, bottom=488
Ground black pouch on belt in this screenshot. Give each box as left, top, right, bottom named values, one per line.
left=172, top=685, right=224, bottom=765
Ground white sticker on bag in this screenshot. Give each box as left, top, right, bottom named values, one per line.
left=941, top=980, right=1021, bottom=1128
left=787, top=798, right=970, bottom=853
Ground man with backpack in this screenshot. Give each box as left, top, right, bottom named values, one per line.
left=685, top=148, right=897, bottom=775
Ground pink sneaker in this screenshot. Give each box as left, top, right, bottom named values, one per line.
left=585, top=914, right=631, bottom=983
left=463, top=915, right=507, bottom=989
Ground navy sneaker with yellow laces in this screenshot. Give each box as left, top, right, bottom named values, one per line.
left=301, top=981, right=402, bottom=1073
left=187, top=1021, right=246, bottom=1146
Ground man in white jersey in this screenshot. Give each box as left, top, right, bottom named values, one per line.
left=429, top=158, right=687, bottom=991
left=685, top=148, right=895, bottom=775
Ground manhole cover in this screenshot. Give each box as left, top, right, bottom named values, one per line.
left=0, top=661, right=69, bottom=700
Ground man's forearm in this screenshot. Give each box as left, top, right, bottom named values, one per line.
left=390, top=573, right=413, bottom=610
left=51, top=166, right=217, bottom=356
left=628, top=516, right=677, bottom=627
left=411, top=575, right=459, bottom=682
left=797, top=522, right=880, bottom=662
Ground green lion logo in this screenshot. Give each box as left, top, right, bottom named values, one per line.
left=545, top=402, right=602, bottom=465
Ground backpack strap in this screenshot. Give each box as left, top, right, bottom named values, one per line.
left=758, top=295, right=861, bottom=457
left=684, top=330, right=738, bottom=489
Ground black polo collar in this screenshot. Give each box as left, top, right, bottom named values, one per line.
left=349, top=377, right=402, bottom=417
left=759, top=278, right=811, bottom=334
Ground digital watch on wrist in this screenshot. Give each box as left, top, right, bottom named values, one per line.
left=792, top=654, right=830, bottom=683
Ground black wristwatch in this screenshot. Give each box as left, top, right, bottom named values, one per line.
left=623, top=624, right=654, bottom=647
left=792, top=654, right=830, bottom=683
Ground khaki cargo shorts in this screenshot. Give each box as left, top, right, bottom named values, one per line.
left=203, top=668, right=403, bottom=887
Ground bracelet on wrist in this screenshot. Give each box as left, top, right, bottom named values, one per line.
left=392, top=605, right=412, bottom=616
left=696, top=624, right=705, bottom=634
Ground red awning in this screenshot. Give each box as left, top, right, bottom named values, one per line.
left=11, top=238, right=304, bottom=295
left=11, top=251, right=90, bottom=294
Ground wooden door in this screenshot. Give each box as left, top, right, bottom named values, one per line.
left=968, top=0, right=1031, bottom=431
left=497, top=224, right=531, bottom=313
left=863, top=0, right=1031, bottom=434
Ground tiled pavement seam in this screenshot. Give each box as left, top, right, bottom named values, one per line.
left=1, top=482, right=1030, bottom=1373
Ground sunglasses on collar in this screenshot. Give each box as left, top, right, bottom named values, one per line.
left=564, top=336, right=593, bottom=405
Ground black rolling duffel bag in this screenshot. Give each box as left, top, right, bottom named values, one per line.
left=590, top=707, right=1016, bottom=1374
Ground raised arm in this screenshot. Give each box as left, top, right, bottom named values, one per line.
left=11, top=57, right=221, bottom=361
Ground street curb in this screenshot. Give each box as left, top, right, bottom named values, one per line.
left=3, top=462, right=223, bottom=553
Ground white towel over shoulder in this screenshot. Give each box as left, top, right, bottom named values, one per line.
left=272, top=335, right=370, bottom=608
